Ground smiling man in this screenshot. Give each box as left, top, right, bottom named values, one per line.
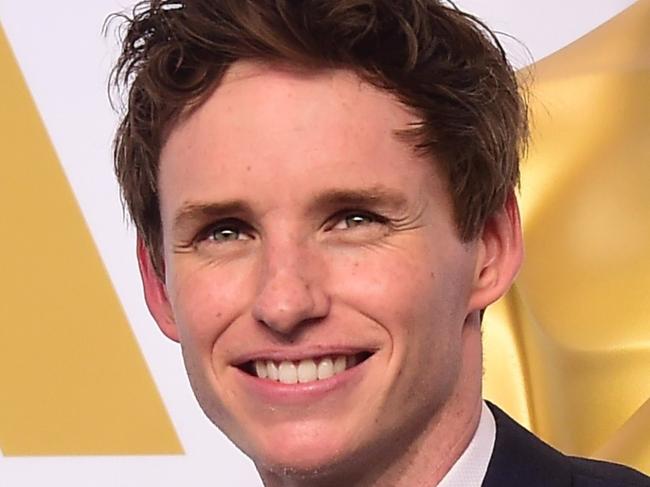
left=111, top=1, right=650, bottom=486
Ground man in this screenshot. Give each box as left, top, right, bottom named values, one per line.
left=111, top=1, right=650, bottom=485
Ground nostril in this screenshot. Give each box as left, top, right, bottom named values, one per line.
left=251, top=267, right=331, bottom=335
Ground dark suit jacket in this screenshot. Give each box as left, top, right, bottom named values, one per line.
left=484, top=403, right=650, bottom=486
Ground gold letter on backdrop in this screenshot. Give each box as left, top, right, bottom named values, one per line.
left=0, top=26, right=181, bottom=456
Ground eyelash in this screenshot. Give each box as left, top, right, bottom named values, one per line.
left=328, top=210, right=388, bottom=231
left=195, top=210, right=388, bottom=245
left=199, top=218, right=253, bottom=243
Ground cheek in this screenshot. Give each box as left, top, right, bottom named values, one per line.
left=166, top=259, right=253, bottom=348
left=330, top=241, right=475, bottom=353
left=330, top=243, right=463, bottom=319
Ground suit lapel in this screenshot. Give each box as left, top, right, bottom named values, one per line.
left=482, top=402, right=572, bottom=486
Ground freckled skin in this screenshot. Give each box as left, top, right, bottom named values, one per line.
left=140, top=61, right=521, bottom=487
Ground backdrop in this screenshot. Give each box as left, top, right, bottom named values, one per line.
left=1, top=1, right=648, bottom=485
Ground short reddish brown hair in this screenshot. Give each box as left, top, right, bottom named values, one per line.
left=111, top=0, right=528, bottom=274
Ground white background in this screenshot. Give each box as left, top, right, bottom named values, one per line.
left=0, top=1, right=637, bottom=485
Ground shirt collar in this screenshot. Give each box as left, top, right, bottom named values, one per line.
left=437, top=401, right=496, bottom=487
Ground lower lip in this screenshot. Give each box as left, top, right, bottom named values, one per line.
left=234, top=359, right=369, bottom=405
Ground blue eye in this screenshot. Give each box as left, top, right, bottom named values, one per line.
left=210, top=228, right=240, bottom=241
left=332, top=212, right=381, bottom=230
left=204, top=221, right=252, bottom=243
left=345, top=214, right=373, bottom=228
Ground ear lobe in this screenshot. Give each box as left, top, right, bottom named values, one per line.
left=137, top=237, right=180, bottom=342
left=468, top=192, right=524, bottom=312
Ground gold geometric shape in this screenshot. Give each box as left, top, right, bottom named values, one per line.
left=484, top=0, right=650, bottom=475
left=0, top=25, right=182, bottom=455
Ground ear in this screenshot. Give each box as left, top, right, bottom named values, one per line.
left=468, top=191, right=524, bottom=312
left=136, top=237, right=180, bottom=342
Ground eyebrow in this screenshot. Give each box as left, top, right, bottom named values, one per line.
left=308, top=186, right=409, bottom=214
left=172, top=186, right=409, bottom=233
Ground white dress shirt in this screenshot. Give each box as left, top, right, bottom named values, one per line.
left=437, top=401, right=496, bottom=487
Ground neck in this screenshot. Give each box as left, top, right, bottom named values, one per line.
left=259, top=320, right=484, bottom=487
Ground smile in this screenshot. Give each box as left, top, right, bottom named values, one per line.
left=243, top=353, right=372, bottom=384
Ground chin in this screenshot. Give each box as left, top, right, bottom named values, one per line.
left=257, top=450, right=340, bottom=477
left=246, top=424, right=356, bottom=478
left=254, top=451, right=354, bottom=485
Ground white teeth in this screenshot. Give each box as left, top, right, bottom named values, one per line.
left=252, top=354, right=363, bottom=383
left=278, top=361, right=298, bottom=384
left=297, top=359, right=318, bottom=383
left=255, top=361, right=268, bottom=379
left=317, top=357, right=334, bottom=380
left=334, top=356, right=347, bottom=374
left=267, top=360, right=279, bottom=381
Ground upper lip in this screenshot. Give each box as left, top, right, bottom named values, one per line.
left=231, top=346, right=377, bottom=366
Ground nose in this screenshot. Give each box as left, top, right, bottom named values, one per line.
left=252, top=241, right=330, bottom=335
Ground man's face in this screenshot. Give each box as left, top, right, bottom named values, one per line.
left=150, top=62, right=486, bottom=476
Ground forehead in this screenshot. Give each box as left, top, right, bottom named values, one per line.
left=171, top=61, right=419, bottom=152
left=162, top=61, right=421, bottom=155
left=211, top=60, right=414, bottom=130
left=158, top=61, right=440, bottom=217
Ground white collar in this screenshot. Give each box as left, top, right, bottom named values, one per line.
left=436, top=401, right=496, bottom=487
